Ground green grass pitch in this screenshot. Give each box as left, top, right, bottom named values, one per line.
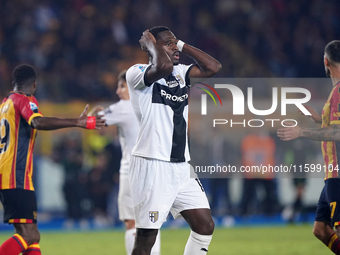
left=0, top=225, right=329, bottom=254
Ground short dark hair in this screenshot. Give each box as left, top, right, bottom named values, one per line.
left=12, top=64, right=37, bottom=87
left=118, top=70, right=127, bottom=81
left=325, top=40, right=340, bottom=64
left=149, top=26, right=171, bottom=40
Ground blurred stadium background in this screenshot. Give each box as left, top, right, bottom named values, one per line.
left=0, top=0, right=340, bottom=254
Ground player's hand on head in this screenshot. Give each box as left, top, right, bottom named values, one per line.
left=297, top=105, right=322, bottom=123
left=277, top=121, right=301, bottom=141
left=139, top=30, right=156, bottom=51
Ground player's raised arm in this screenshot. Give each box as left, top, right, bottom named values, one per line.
left=31, top=104, right=106, bottom=130
left=180, top=41, right=222, bottom=79
left=140, top=30, right=174, bottom=84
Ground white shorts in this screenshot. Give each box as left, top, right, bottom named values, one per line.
left=118, top=174, right=135, bottom=221
left=129, top=156, right=210, bottom=229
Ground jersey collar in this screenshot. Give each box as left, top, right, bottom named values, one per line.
left=10, top=91, right=31, bottom=96
left=333, top=80, right=340, bottom=88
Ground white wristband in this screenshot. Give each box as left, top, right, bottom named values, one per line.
left=177, top=40, right=185, bottom=52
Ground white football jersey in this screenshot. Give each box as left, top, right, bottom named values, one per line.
left=99, top=100, right=140, bottom=175
left=126, top=63, right=194, bottom=162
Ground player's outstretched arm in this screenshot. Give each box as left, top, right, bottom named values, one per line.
left=31, top=104, right=106, bottom=130
left=277, top=124, right=340, bottom=141
left=181, top=42, right=222, bottom=79
left=140, top=30, right=173, bottom=83
left=298, top=105, right=322, bottom=124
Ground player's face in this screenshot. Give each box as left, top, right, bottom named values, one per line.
left=157, top=31, right=180, bottom=65
left=116, top=80, right=129, bottom=100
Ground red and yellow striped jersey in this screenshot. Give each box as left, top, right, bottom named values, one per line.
left=322, top=82, right=340, bottom=179
left=0, top=92, right=42, bottom=190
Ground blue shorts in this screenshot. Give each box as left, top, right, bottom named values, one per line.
left=315, top=178, right=340, bottom=228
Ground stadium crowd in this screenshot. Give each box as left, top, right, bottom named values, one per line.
left=1, top=0, right=340, bottom=102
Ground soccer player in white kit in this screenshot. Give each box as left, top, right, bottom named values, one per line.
left=92, top=71, right=160, bottom=255
left=126, top=26, right=222, bottom=255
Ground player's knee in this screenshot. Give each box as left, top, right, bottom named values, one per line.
left=203, top=217, right=215, bottom=235
left=34, top=230, right=41, bottom=243
left=15, top=225, right=40, bottom=245
left=193, top=217, right=214, bottom=235
left=24, top=229, right=40, bottom=245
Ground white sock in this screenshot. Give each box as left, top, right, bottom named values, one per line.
left=125, top=228, right=136, bottom=255
left=151, top=230, right=161, bottom=255
left=183, top=231, right=212, bottom=255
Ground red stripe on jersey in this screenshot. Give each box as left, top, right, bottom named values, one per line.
left=0, top=174, right=2, bottom=190
left=323, top=142, right=329, bottom=170
left=332, top=142, right=338, bottom=178
left=24, top=129, right=35, bottom=190
left=28, top=130, right=37, bottom=190
left=10, top=109, right=21, bottom=189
